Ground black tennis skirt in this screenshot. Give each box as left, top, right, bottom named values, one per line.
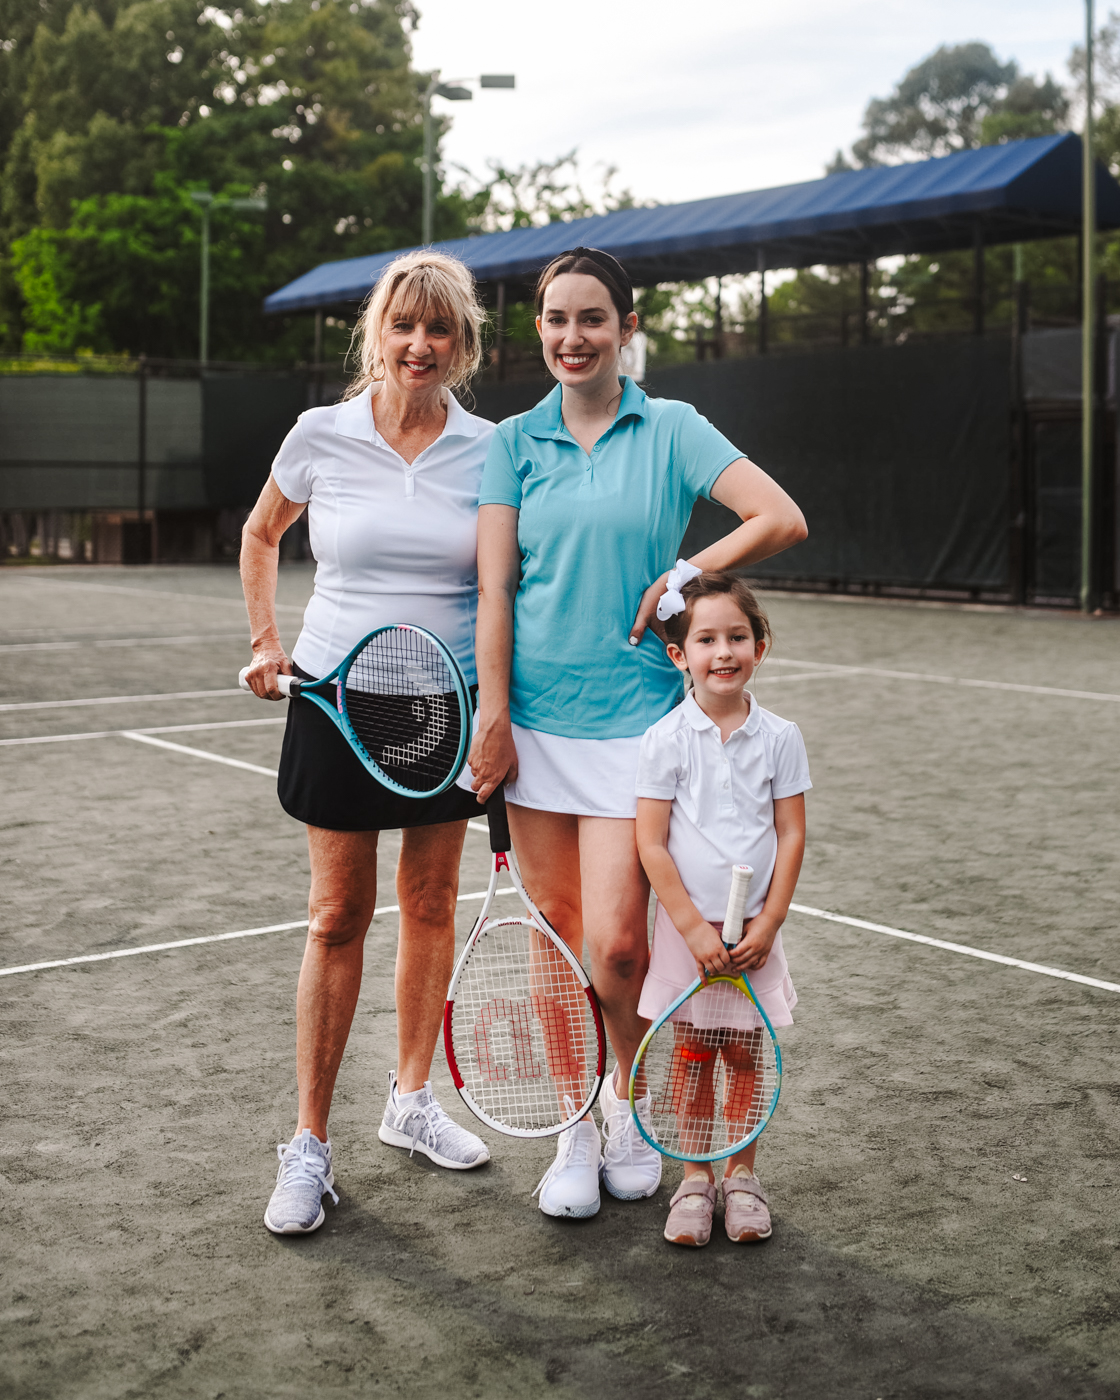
left=277, top=663, right=482, bottom=832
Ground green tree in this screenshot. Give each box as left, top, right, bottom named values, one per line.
left=0, top=0, right=475, bottom=359
left=851, top=42, right=1065, bottom=166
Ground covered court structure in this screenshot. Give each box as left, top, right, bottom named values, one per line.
left=264, top=134, right=1120, bottom=612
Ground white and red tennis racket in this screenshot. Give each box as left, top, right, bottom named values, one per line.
left=443, top=788, right=607, bottom=1137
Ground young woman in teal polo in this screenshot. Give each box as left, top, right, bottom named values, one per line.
left=465, top=247, right=807, bottom=1218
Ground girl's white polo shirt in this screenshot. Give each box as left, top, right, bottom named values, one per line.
left=270, top=383, right=494, bottom=682
left=635, top=691, right=812, bottom=921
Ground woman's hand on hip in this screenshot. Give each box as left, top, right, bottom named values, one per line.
left=468, top=714, right=519, bottom=804
left=628, top=572, right=671, bottom=648
left=243, top=643, right=292, bottom=701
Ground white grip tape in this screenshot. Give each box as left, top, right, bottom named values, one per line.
left=722, top=863, right=754, bottom=949
left=238, top=667, right=296, bottom=698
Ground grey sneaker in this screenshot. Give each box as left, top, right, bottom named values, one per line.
left=378, top=1071, right=490, bottom=1169
left=263, top=1128, right=338, bottom=1235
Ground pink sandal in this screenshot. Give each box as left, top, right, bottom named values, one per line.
left=664, top=1177, right=717, bottom=1247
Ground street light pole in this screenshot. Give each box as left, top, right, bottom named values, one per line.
left=190, top=190, right=267, bottom=366
left=421, top=74, right=514, bottom=245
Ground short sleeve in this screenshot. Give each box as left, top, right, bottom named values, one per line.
left=635, top=724, right=682, bottom=800
left=669, top=403, right=743, bottom=502
left=771, top=722, right=812, bottom=800
left=477, top=428, right=524, bottom=509
left=270, top=418, right=313, bottom=504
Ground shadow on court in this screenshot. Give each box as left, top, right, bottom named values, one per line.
left=2, top=567, right=1119, bottom=1398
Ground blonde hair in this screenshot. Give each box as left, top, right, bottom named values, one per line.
left=345, top=250, right=486, bottom=398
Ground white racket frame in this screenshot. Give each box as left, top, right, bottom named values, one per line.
left=443, top=844, right=607, bottom=1139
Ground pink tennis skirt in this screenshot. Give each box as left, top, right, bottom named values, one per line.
left=638, top=902, right=797, bottom=1030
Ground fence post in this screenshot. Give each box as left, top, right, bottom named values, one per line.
left=1009, top=281, right=1030, bottom=604
left=756, top=250, right=768, bottom=355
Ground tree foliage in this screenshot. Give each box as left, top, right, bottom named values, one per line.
left=850, top=42, right=1068, bottom=166
left=0, top=0, right=477, bottom=359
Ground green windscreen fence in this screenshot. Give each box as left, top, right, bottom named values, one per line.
left=471, top=337, right=1013, bottom=594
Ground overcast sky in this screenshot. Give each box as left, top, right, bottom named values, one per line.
left=410, top=0, right=1086, bottom=207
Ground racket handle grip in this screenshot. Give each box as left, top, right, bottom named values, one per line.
left=485, top=786, right=511, bottom=855
left=238, top=666, right=298, bottom=698
left=722, top=864, right=754, bottom=950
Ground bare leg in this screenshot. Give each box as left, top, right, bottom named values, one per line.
left=576, top=816, right=651, bottom=1086
left=507, top=805, right=650, bottom=1087
left=394, top=820, right=468, bottom=1092
left=296, top=826, right=380, bottom=1142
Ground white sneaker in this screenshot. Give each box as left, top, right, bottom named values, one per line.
left=378, top=1071, right=490, bottom=1169
left=263, top=1128, right=338, bottom=1235
left=600, top=1069, right=662, bottom=1201
left=532, top=1099, right=602, bottom=1219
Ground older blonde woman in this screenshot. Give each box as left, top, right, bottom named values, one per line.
left=241, top=252, right=495, bottom=1234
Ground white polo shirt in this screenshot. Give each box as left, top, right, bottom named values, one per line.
left=635, top=691, right=811, bottom=920
left=271, top=383, right=494, bottom=682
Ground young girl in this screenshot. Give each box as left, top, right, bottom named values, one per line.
left=635, top=568, right=810, bottom=1247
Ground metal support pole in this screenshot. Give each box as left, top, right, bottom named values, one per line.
left=1009, top=281, right=1030, bottom=604
left=1082, top=0, right=1098, bottom=613
left=757, top=251, right=768, bottom=355
left=859, top=260, right=870, bottom=345
left=137, top=354, right=151, bottom=563
left=714, top=277, right=723, bottom=358
left=972, top=222, right=985, bottom=336
left=199, top=203, right=211, bottom=367
left=314, top=310, right=323, bottom=366
left=422, top=80, right=435, bottom=245
left=495, top=281, right=507, bottom=382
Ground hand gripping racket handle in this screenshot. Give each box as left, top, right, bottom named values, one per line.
left=722, top=864, right=754, bottom=951
left=238, top=666, right=299, bottom=698
left=484, top=785, right=511, bottom=855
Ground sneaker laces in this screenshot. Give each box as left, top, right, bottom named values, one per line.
left=389, top=1090, right=464, bottom=1160
left=532, top=1096, right=598, bottom=1200
left=603, top=1078, right=657, bottom=1163
left=275, top=1135, right=338, bottom=1205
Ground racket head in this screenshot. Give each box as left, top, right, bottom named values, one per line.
left=332, top=625, right=471, bottom=798
left=630, top=973, right=782, bottom=1163
left=444, top=915, right=607, bottom=1138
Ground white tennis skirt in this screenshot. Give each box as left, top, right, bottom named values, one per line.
left=457, top=721, right=642, bottom=819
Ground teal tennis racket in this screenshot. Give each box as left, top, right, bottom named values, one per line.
left=239, top=624, right=471, bottom=799
left=629, top=864, right=782, bottom=1163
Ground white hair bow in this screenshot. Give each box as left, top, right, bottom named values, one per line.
left=655, top=559, right=704, bottom=621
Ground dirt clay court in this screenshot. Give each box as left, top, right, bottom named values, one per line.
left=1, top=563, right=1118, bottom=1399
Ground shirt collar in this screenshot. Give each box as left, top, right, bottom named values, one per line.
left=682, top=689, right=761, bottom=738
left=521, top=376, right=648, bottom=441
left=334, top=381, right=479, bottom=445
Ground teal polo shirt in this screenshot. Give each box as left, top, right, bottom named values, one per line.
left=479, top=377, right=743, bottom=739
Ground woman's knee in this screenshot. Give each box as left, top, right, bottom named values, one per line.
left=397, top=875, right=457, bottom=928
left=307, top=898, right=372, bottom=948
left=589, top=930, right=649, bottom=985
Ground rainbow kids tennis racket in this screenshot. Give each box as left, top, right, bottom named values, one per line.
left=444, top=787, right=607, bottom=1138
left=629, top=864, right=782, bottom=1162
left=238, top=624, right=471, bottom=799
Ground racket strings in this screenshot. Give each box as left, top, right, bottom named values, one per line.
left=343, top=629, right=464, bottom=791
left=640, top=980, right=779, bottom=1161
left=450, top=919, right=600, bottom=1132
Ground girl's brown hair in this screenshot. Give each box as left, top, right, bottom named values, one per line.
left=662, top=571, right=772, bottom=654
left=533, top=246, right=635, bottom=325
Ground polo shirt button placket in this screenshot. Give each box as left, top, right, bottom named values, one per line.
left=404, top=465, right=415, bottom=498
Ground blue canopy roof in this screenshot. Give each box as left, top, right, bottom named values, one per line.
left=265, top=133, right=1120, bottom=314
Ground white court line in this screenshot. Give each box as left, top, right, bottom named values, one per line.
left=774, top=658, right=1120, bottom=704
left=12, top=574, right=306, bottom=613
left=0, top=687, right=246, bottom=713
left=120, top=731, right=279, bottom=777
left=0, top=633, right=246, bottom=655
left=789, top=902, right=1120, bottom=994
left=0, top=716, right=286, bottom=747
left=0, top=888, right=520, bottom=979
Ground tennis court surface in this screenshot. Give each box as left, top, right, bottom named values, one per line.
left=2, top=564, right=1118, bottom=1399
